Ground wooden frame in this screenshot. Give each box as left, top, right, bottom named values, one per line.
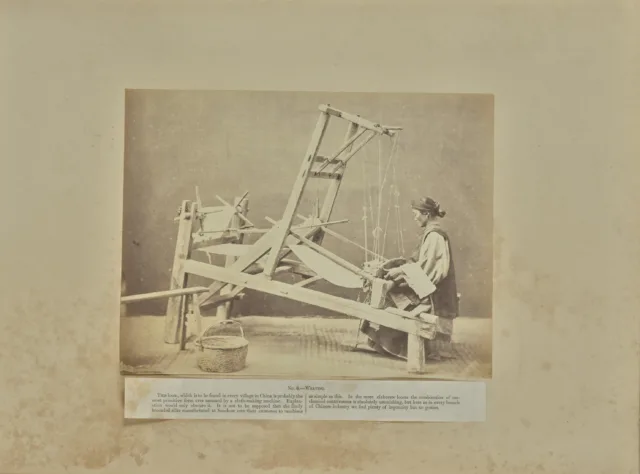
left=121, top=104, right=444, bottom=375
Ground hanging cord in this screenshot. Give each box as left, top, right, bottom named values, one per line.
left=358, top=127, right=403, bottom=263
left=394, top=194, right=403, bottom=255
left=389, top=137, right=404, bottom=255
left=374, top=111, right=389, bottom=260
left=371, top=132, right=400, bottom=260
left=394, top=169, right=406, bottom=255
left=370, top=137, right=382, bottom=259
left=393, top=139, right=406, bottom=255
left=363, top=144, right=376, bottom=260
left=381, top=183, right=395, bottom=259
left=380, top=134, right=400, bottom=257
left=361, top=144, right=370, bottom=263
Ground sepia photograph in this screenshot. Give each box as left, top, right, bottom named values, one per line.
left=120, top=90, right=493, bottom=380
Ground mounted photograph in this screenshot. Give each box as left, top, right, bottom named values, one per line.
left=120, top=90, right=494, bottom=380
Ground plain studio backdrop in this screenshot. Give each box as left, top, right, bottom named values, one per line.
left=122, top=90, right=493, bottom=319
left=0, top=1, right=638, bottom=474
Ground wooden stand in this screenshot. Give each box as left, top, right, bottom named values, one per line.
left=123, top=104, right=436, bottom=375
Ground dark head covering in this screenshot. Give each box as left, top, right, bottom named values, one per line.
left=411, top=197, right=446, bottom=218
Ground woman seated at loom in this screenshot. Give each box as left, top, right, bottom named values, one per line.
left=360, top=196, right=459, bottom=361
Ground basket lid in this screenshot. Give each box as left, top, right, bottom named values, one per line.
left=197, top=335, right=248, bottom=350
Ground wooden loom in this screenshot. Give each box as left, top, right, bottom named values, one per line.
left=122, top=104, right=440, bottom=374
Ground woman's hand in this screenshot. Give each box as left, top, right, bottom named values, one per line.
left=386, top=267, right=404, bottom=280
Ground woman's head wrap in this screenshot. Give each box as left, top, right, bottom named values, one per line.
left=411, top=197, right=446, bottom=217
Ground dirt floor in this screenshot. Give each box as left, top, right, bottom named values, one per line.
left=120, top=315, right=492, bottom=380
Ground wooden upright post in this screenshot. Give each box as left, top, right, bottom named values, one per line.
left=164, top=200, right=197, bottom=344
left=262, top=110, right=330, bottom=278
left=180, top=293, right=203, bottom=350
left=406, top=319, right=426, bottom=374
left=216, top=196, right=248, bottom=320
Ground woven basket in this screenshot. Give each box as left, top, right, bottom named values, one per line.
left=194, top=320, right=249, bottom=373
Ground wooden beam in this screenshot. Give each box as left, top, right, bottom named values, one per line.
left=215, top=194, right=255, bottom=228
left=318, top=104, right=397, bottom=136
left=244, top=259, right=316, bottom=279
left=197, top=227, right=271, bottom=235
left=292, top=218, right=349, bottom=231
left=262, top=110, right=330, bottom=277
left=310, top=171, right=342, bottom=180
left=207, top=266, right=312, bottom=311
left=191, top=234, right=246, bottom=253
left=188, top=294, right=203, bottom=347
left=314, top=155, right=342, bottom=165
left=340, top=131, right=377, bottom=165
left=197, top=226, right=279, bottom=307
left=195, top=185, right=203, bottom=209
left=286, top=262, right=317, bottom=279
left=183, top=259, right=420, bottom=335
left=315, top=129, right=371, bottom=175
left=178, top=291, right=189, bottom=349
left=295, top=275, right=322, bottom=287
left=237, top=190, right=250, bottom=205
left=197, top=224, right=323, bottom=308
left=197, top=219, right=347, bottom=238
left=201, top=261, right=307, bottom=309
left=121, top=286, right=210, bottom=304
left=297, top=213, right=380, bottom=259
left=164, top=200, right=197, bottom=344
left=265, top=216, right=372, bottom=282
left=201, top=289, right=245, bottom=308
left=197, top=206, right=225, bottom=214
left=315, top=128, right=368, bottom=173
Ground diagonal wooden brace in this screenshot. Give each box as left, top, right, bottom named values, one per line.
left=197, top=223, right=324, bottom=308
left=184, top=259, right=420, bottom=335
left=265, top=216, right=372, bottom=283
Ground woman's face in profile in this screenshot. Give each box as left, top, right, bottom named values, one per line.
left=412, top=209, right=429, bottom=227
